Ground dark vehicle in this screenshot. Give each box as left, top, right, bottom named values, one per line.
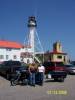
left=65, top=64, right=75, bottom=74
left=43, top=62, right=67, bottom=82
left=70, top=61, right=75, bottom=65
left=0, top=60, right=28, bottom=80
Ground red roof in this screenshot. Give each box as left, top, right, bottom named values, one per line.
left=50, top=51, right=67, bottom=55
left=0, top=40, right=23, bottom=49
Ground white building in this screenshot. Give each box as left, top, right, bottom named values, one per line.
left=0, top=40, right=33, bottom=63
left=0, top=16, right=43, bottom=64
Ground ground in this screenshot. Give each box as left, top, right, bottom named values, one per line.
left=0, top=75, right=75, bottom=100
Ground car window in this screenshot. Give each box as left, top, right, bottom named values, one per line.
left=55, top=62, right=64, bottom=67
left=71, top=61, right=75, bottom=65
left=50, top=62, right=55, bottom=66
left=43, top=62, right=51, bottom=67
left=66, top=64, right=75, bottom=67
left=13, top=67, right=26, bottom=71
left=10, top=61, right=21, bottom=66
left=2, top=61, right=10, bottom=66
left=43, top=62, right=64, bottom=67
left=2, top=61, right=21, bottom=66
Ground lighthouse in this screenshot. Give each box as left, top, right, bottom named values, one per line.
left=27, top=16, right=44, bottom=63
left=27, top=16, right=37, bottom=62
left=28, top=16, right=37, bottom=53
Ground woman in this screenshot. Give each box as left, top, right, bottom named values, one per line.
left=38, top=64, right=45, bottom=86
left=28, top=63, right=37, bottom=86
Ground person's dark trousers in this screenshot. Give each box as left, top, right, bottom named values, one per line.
left=39, top=72, right=44, bottom=85
left=29, top=73, right=35, bottom=86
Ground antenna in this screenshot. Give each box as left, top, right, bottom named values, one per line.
left=31, top=0, right=38, bottom=20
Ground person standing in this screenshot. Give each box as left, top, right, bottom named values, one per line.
left=38, top=64, right=45, bottom=86
left=28, top=63, right=37, bottom=86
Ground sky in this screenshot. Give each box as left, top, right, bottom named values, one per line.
left=0, top=0, right=75, bottom=60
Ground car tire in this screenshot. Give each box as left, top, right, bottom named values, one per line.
left=22, top=79, right=28, bottom=85
left=58, top=78, right=64, bottom=82
left=54, top=78, right=58, bottom=81
left=11, top=80, right=17, bottom=86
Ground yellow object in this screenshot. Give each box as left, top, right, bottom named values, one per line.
left=50, top=42, right=67, bottom=63
left=47, top=90, right=67, bottom=95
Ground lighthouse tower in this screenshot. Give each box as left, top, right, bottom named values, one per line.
left=27, top=16, right=44, bottom=63
left=28, top=16, right=37, bottom=53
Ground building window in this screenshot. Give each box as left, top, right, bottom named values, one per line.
left=57, top=55, right=62, bottom=59
left=27, top=59, right=30, bottom=64
left=13, top=55, right=17, bottom=59
left=0, top=55, right=4, bottom=59
left=6, top=55, right=9, bottom=60
left=64, top=56, right=66, bottom=62
left=6, top=48, right=12, bottom=51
